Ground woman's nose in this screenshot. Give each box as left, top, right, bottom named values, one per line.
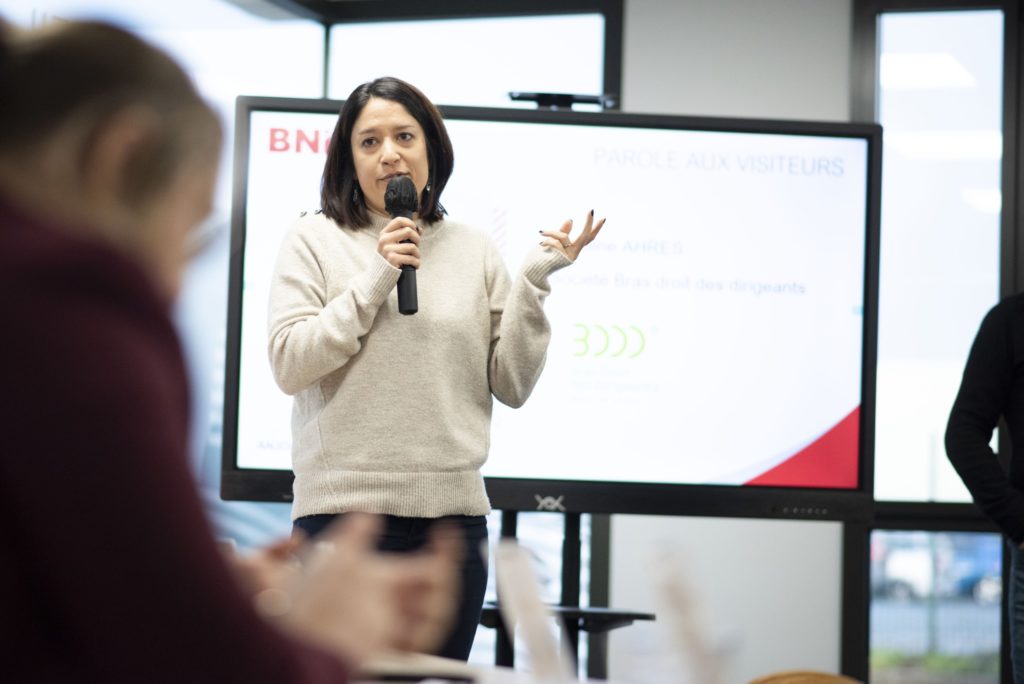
left=381, top=138, right=400, bottom=164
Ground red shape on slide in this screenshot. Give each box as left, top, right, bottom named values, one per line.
left=745, top=407, right=860, bottom=488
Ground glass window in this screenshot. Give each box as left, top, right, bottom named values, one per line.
left=870, top=530, right=1002, bottom=683
left=327, top=15, right=606, bottom=109
left=873, top=10, right=1004, bottom=502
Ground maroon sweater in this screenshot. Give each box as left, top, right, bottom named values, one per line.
left=0, top=197, right=348, bottom=683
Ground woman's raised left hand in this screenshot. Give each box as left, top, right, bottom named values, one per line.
left=539, top=209, right=606, bottom=262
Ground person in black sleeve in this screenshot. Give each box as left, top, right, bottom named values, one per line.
left=946, top=293, right=1024, bottom=684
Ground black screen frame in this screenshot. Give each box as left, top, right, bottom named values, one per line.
left=221, top=95, right=881, bottom=523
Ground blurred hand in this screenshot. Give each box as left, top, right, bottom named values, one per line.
left=250, top=514, right=461, bottom=667
left=223, top=537, right=302, bottom=606
left=389, top=520, right=463, bottom=653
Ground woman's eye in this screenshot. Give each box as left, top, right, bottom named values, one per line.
left=398, top=132, right=413, bottom=142
left=361, top=138, right=376, bottom=148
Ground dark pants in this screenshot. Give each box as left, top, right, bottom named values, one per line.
left=293, top=513, right=488, bottom=661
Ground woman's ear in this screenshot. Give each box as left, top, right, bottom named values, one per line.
left=81, top=106, right=161, bottom=223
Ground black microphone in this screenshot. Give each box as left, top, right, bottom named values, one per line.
left=384, top=175, right=419, bottom=315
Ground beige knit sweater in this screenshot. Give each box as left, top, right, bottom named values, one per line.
left=267, top=211, right=570, bottom=519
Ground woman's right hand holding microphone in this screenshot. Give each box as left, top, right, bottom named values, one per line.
left=377, top=218, right=422, bottom=270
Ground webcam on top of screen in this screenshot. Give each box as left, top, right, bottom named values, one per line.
left=508, top=91, right=617, bottom=110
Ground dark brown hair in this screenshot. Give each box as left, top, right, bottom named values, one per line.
left=0, top=20, right=220, bottom=208
left=321, top=77, right=454, bottom=227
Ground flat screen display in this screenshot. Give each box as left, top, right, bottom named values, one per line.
left=223, top=97, right=879, bottom=520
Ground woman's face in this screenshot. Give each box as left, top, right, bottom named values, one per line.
left=350, top=97, right=429, bottom=217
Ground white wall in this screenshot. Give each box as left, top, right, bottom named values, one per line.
left=621, top=0, right=852, bottom=121
left=608, top=1, right=853, bottom=682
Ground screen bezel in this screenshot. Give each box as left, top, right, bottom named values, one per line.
left=221, top=95, right=881, bottom=523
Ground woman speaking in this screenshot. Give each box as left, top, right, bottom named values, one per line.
left=268, top=76, right=605, bottom=660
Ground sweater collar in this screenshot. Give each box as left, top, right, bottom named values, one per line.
left=361, top=211, right=442, bottom=237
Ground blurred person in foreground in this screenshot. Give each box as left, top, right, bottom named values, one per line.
left=0, top=18, right=459, bottom=683
left=946, top=295, right=1024, bottom=684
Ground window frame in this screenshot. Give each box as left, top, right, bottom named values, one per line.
left=264, top=0, right=624, bottom=107
left=846, top=2, right=1020, bottom=681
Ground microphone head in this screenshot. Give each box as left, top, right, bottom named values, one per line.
left=384, top=175, right=418, bottom=218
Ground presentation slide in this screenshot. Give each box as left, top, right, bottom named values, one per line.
left=234, top=106, right=868, bottom=490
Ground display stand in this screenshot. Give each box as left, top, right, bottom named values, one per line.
left=480, top=510, right=655, bottom=679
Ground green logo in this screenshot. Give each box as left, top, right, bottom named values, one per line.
left=571, top=324, right=646, bottom=358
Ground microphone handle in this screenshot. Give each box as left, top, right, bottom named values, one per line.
left=397, top=239, right=418, bottom=315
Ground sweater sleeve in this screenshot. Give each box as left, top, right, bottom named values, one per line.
left=1, top=250, right=349, bottom=682
left=945, top=301, right=1024, bottom=543
left=486, top=242, right=572, bottom=408
left=268, top=219, right=400, bottom=395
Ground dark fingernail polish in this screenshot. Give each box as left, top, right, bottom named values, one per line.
left=590, top=209, right=594, bottom=216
